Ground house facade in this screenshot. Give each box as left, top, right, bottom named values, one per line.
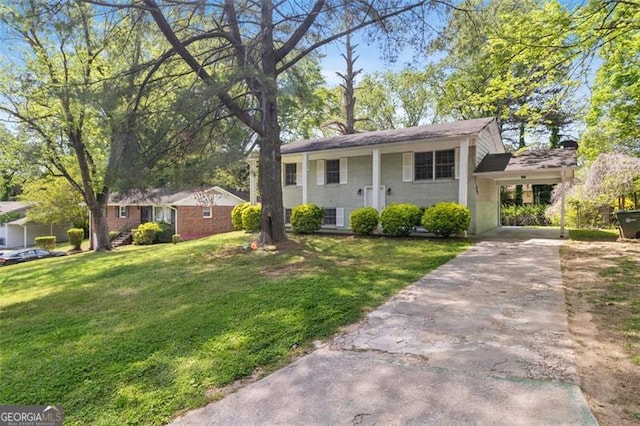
left=0, top=202, right=69, bottom=249
left=105, top=186, right=246, bottom=242
left=279, top=117, right=577, bottom=235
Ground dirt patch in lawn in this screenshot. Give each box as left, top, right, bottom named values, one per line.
left=561, top=240, right=640, bottom=425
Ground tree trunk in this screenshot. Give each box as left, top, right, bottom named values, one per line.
left=89, top=192, right=112, bottom=252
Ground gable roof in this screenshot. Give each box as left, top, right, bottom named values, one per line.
left=281, top=117, right=497, bottom=155
left=109, top=186, right=246, bottom=206
left=475, top=148, right=577, bottom=174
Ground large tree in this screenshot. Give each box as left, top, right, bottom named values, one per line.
left=103, top=0, right=447, bottom=244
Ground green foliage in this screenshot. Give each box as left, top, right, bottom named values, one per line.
left=67, top=228, right=84, bottom=250
left=20, top=177, right=89, bottom=231
left=34, top=236, right=56, bottom=250
left=133, top=222, right=162, bottom=245
left=172, top=234, right=181, bottom=244
left=154, top=221, right=174, bottom=244
left=290, top=204, right=324, bottom=234
left=241, top=205, right=262, bottom=232
left=231, top=202, right=250, bottom=230
left=0, top=232, right=470, bottom=425
left=109, top=231, right=119, bottom=241
left=421, top=202, right=471, bottom=238
left=380, top=204, right=421, bottom=237
left=0, top=212, right=20, bottom=225
left=501, top=204, right=549, bottom=226
left=349, top=207, right=379, bottom=235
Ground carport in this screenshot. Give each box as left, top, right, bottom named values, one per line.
left=474, top=147, right=578, bottom=236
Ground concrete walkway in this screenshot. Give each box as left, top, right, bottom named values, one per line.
left=171, top=228, right=596, bottom=425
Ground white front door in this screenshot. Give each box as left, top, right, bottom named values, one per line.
left=364, top=186, right=386, bottom=210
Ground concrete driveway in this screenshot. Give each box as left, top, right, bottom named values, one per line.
left=172, top=228, right=597, bottom=425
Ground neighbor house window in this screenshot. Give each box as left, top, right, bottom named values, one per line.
left=202, top=206, right=212, bottom=218
left=326, top=159, right=340, bottom=184
left=414, top=149, right=455, bottom=180
left=284, top=208, right=292, bottom=224
left=118, top=205, right=128, bottom=218
left=285, top=163, right=297, bottom=186
left=323, top=208, right=337, bottom=226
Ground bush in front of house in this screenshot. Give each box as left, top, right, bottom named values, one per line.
left=350, top=207, right=379, bottom=235
left=154, top=221, right=174, bottom=243
left=67, top=228, right=84, bottom=250
left=231, top=202, right=250, bottom=230
left=241, top=205, right=262, bottom=232
left=133, top=222, right=162, bottom=245
left=35, top=236, right=56, bottom=250
left=291, top=203, right=324, bottom=234
left=172, top=234, right=181, bottom=244
left=380, top=204, right=421, bottom=237
left=109, top=231, right=119, bottom=241
left=421, top=202, right=471, bottom=238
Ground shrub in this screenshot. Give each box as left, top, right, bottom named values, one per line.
left=133, top=222, right=161, bottom=245
left=291, top=204, right=324, bottom=234
left=154, top=221, right=174, bottom=243
left=34, top=236, right=56, bottom=250
left=67, top=228, right=84, bottom=250
left=421, top=202, right=471, bottom=238
left=231, top=202, right=250, bottom=230
left=241, top=205, right=262, bottom=232
left=380, top=204, right=421, bottom=237
left=501, top=204, right=549, bottom=226
left=350, top=207, right=379, bottom=235
left=109, top=231, right=119, bottom=241
left=172, top=234, right=181, bottom=244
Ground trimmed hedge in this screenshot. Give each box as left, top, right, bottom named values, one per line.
left=241, top=205, right=262, bottom=232
left=67, top=228, right=84, bottom=250
left=291, top=204, right=324, bottom=234
left=421, top=202, right=471, bottom=238
left=231, top=202, right=250, bottom=230
left=34, top=236, right=56, bottom=250
left=154, top=221, right=174, bottom=243
left=133, top=222, right=161, bottom=245
left=380, top=204, right=421, bottom=237
left=350, top=207, right=379, bottom=235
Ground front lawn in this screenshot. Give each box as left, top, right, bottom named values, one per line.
left=569, top=228, right=619, bottom=241
left=0, top=232, right=470, bottom=425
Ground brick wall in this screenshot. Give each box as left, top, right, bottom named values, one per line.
left=177, top=205, right=235, bottom=240
left=106, top=205, right=141, bottom=232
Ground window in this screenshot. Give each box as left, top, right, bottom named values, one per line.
left=326, top=159, right=340, bottom=184
left=0, top=237, right=5, bottom=246
left=415, top=152, right=433, bottom=180
left=435, top=150, right=455, bottom=179
left=285, top=163, right=297, bottom=186
left=414, top=149, right=455, bottom=181
left=118, top=205, right=128, bottom=218
left=323, top=208, right=337, bottom=226
left=284, top=208, right=292, bottom=224
left=202, top=206, right=212, bottom=218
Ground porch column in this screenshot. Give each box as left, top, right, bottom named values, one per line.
left=247, top=158, right=258, bottom=206
left=560, top=169, right=567, bottom=238
left=458, top=138, right=469, bottom=206
left=302, top=153, right=308, bottom=204
left=372, top=148, right=381, bottom=212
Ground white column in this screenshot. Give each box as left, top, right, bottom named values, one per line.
left=248, top=158, right=258, bottom=205
left=23, top=225, right=27, bottom=248
left=372, top=149, right=381, bottom=211
left=560, top=170, right=566, bottom=238
left=302, top=153, right=308, bottom=204
left=458, top=138, right=469, bottom=206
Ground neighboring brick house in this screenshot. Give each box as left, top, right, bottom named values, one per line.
left=104, top=186, right=246, bottom=242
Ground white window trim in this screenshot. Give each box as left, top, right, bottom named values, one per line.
left=411, top=149, right=458, bottom=182
left=202, top=205, right=212, bottom=218
left=316, top=160, right=325, bottom=185
left=118, top=205, right=128, bottom=218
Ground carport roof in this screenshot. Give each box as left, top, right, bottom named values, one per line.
left=475, top=148, right=577, bottom=174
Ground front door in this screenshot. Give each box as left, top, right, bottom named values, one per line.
left=364, top=186, right=386, bottom=210
left=141, top=206, right=152, bottom=223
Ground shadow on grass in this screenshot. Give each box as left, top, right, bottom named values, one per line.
left=0, top=234, right=469, bottom=425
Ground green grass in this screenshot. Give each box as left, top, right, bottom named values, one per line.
left=0, top=232, right=470, bottom=425
left=569, top=228, right=619, bottom=241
